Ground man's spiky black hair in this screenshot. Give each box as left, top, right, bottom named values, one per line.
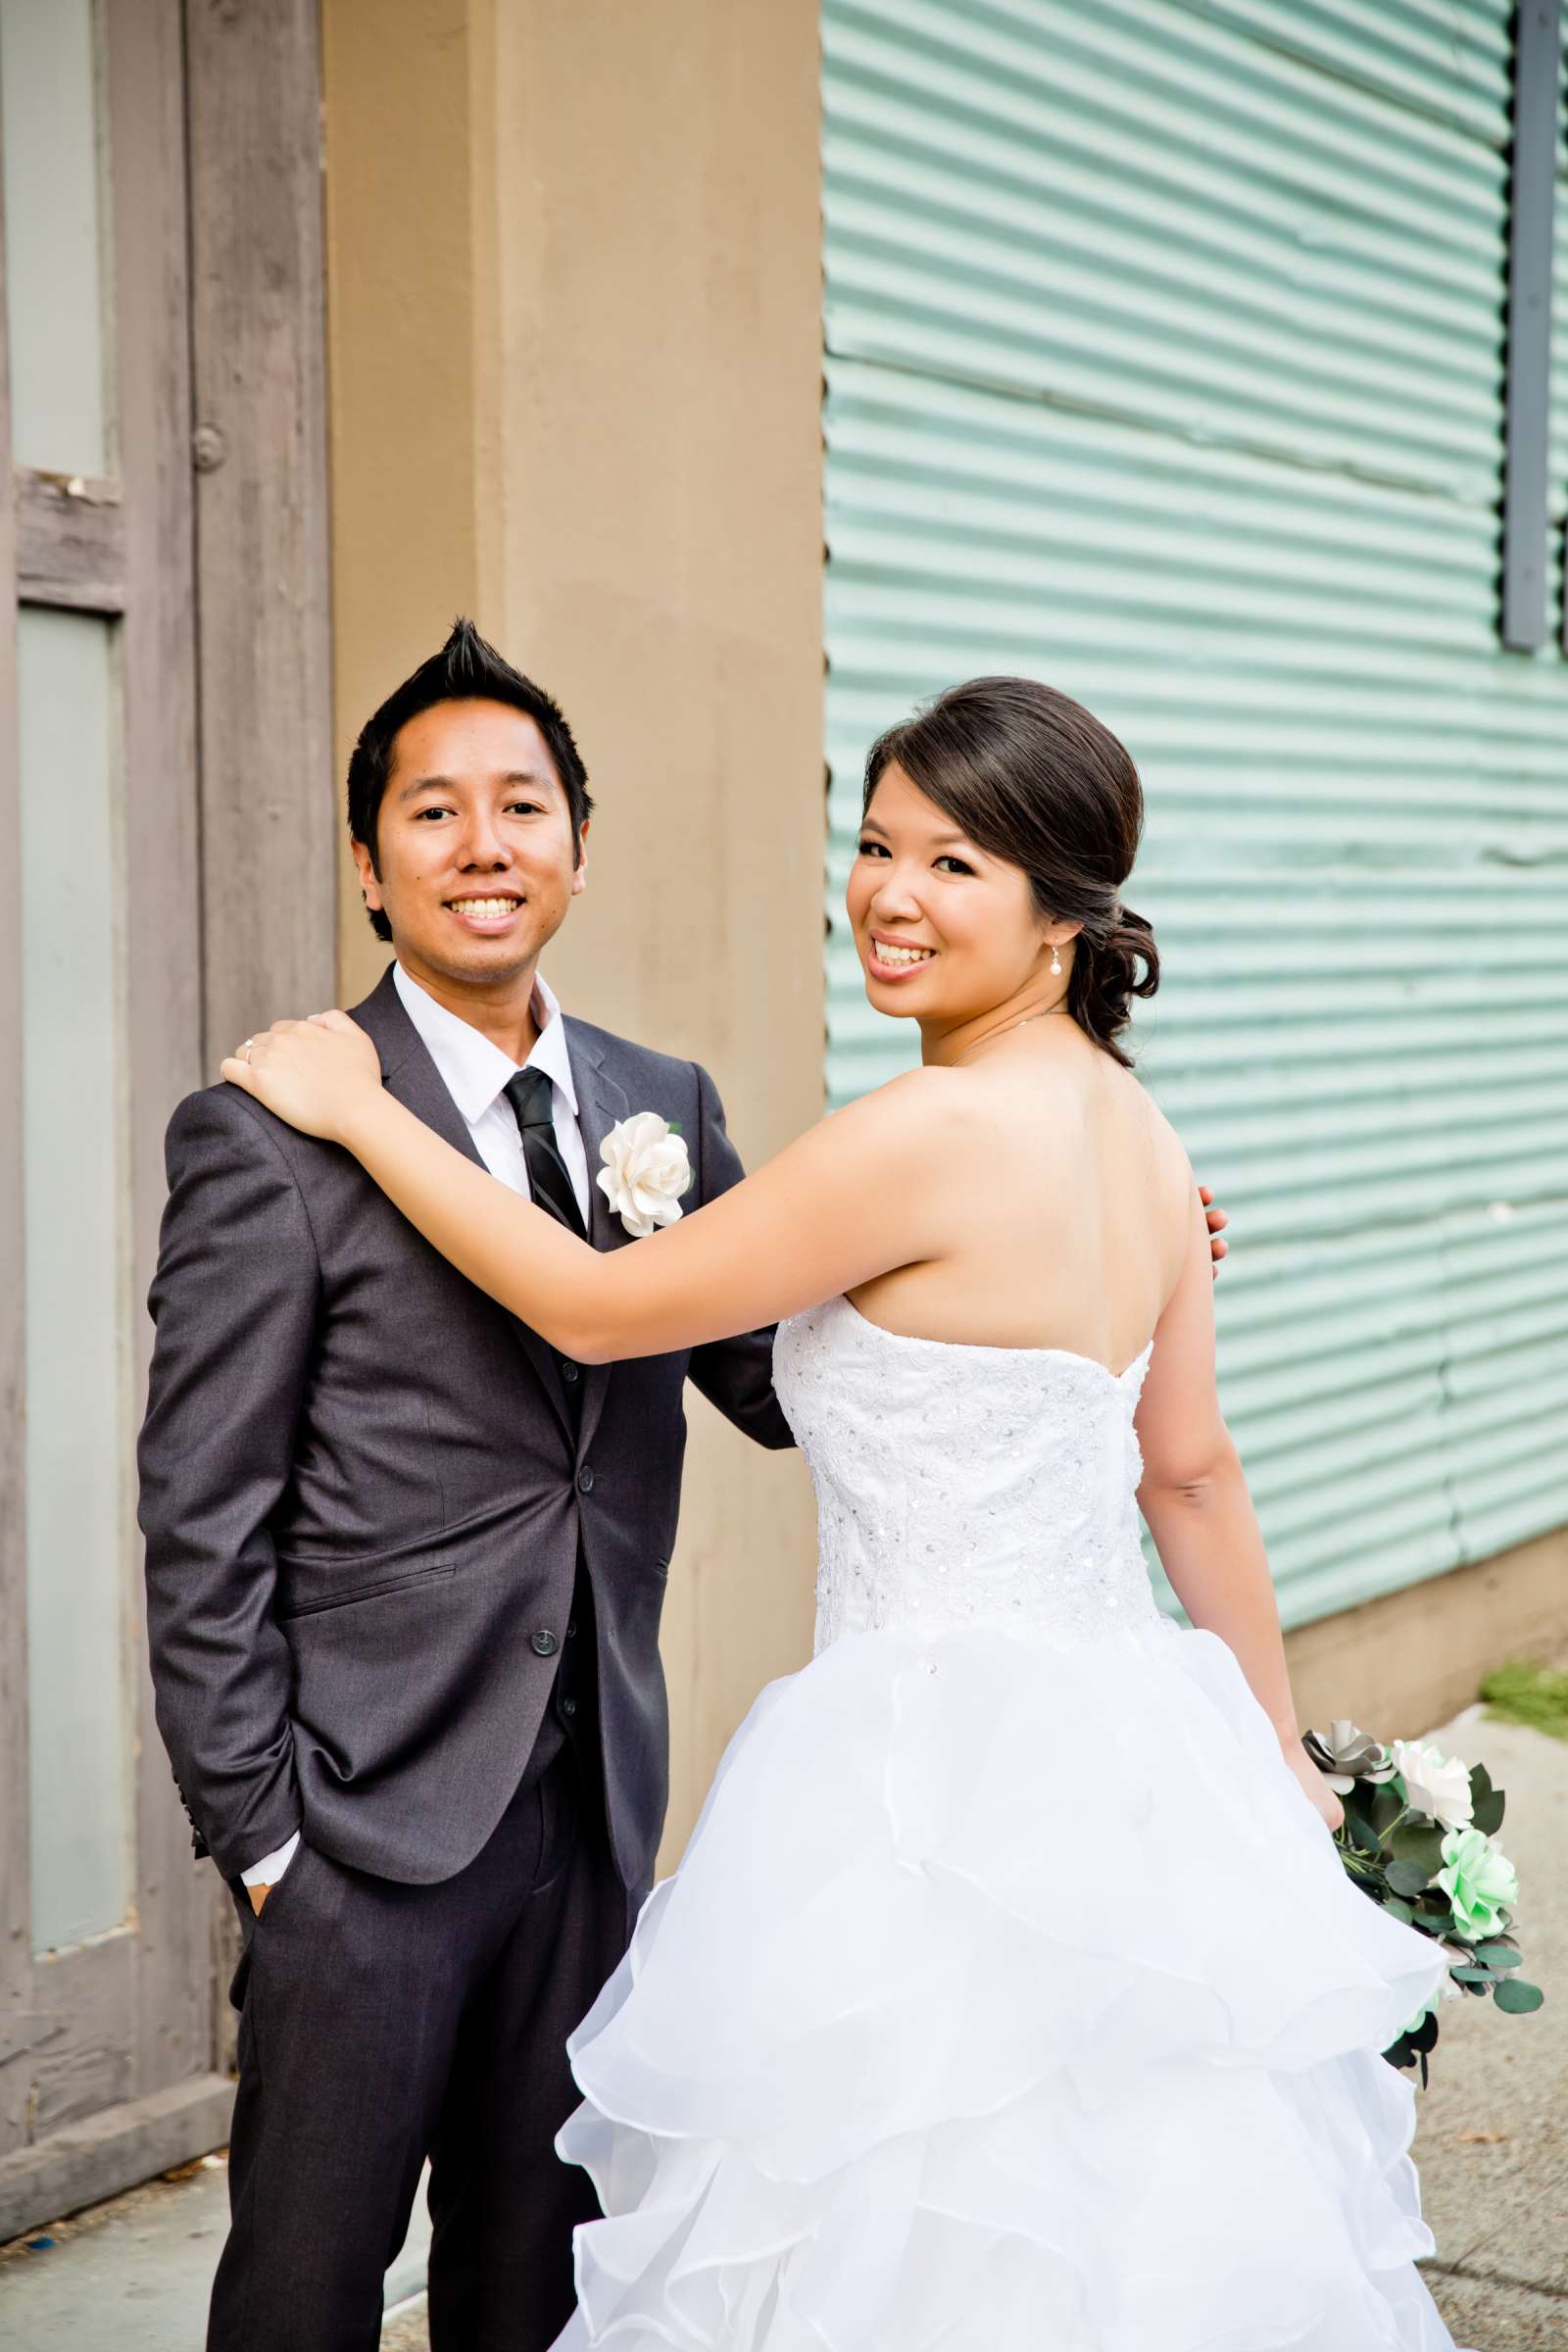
left=346, top=617, right=594, bottom=943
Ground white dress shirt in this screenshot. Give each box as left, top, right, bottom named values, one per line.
left=241, top=960, right=589, bottom=1890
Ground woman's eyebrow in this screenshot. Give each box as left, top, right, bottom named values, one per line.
left=860, top=815, right=977, bottom=852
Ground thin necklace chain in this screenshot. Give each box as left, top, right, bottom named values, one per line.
left=953, top=1003, right=1072, bottom=1066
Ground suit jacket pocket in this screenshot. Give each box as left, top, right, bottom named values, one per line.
left=278, top=1560, right=456, bottom=1618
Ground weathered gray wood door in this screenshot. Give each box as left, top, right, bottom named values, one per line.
left=0, top=0, right=331, bottom=2238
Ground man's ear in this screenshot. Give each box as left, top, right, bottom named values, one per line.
left=351, top=835, right=384, bottom=917
left=570, top=820, right=590, bottom=898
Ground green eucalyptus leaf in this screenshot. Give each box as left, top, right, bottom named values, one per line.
left=1368, top=1784, right=1404, bottom=1836
left=1386, top=1858, right=1432, bottom=1897
left=1472, top=1788, right=1505, bottom=1836
left=1448, top=1966, right=1493, bottom=1984
left=1471, top=1941, right=1521, bottom=1969
left=1494, top=1979, right=1544, bottom=2014
left=1390, top=1823, right=1446, bottom=1873
left=1407, top=2011, right=1440, bottom=2053
left=1381, top=1896, right=1415, bottom=1927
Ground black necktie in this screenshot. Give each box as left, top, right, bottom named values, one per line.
left=503, top=1068, right=587, bottom=1241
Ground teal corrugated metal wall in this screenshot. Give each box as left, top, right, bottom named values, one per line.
left=821, top=0, right=1568, bottom=1628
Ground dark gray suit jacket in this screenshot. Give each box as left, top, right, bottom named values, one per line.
left=138, top=969, right=793, bottom=1902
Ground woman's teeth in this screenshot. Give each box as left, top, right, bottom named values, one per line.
left=875, top=940, right=935, bottom=966
left=449, top=898, right=520, bottom=918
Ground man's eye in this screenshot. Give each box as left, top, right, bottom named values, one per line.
left=414, top=806, right=453, bottom=821
left=506, top=800, right=545, bottom=816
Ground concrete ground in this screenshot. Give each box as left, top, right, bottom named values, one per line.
left=0, top=2156, right=431, bottom=2349
left=1, top=1694, right=1562, bottom=2351
left=1405, top=1696, right=1568, bottom=2352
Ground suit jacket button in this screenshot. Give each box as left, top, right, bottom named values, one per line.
left=531, top=1630, right=560, bottom=1658
left=561, top=1360, right=580, bottom=1385
left=576, top=1466, right=595, bottom=1494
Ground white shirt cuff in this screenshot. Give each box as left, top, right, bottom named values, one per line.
left=241, top=1832, right=300, bottom=1886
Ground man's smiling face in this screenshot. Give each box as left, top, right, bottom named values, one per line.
left=354, top=698, right=587, bottom=996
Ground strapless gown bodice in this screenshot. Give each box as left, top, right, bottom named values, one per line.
left=774, top=1294, right=1169, bottom=1650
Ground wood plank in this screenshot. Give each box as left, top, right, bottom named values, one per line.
left=15, top=471, right=125, bottom=613
left=0, top=2073, right=233, bottom=2243
left=26, top=1936, right=136, bottom=2139
left=104, top=0, right=216, bottom=2115
left=186, top=0, right=335, bottom=1062
left=0, top=71, right=34, bottom=2169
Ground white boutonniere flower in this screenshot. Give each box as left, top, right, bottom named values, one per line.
left=596, top=1111, right=694, bottom=1239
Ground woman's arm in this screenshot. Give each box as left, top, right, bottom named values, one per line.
left=1135, top=1193, right=1341, bottom=1828
left=220, top=1015, right=951, bottom=1362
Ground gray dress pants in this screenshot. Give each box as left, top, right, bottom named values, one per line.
left=208, top=1740, right=627, bottom=2352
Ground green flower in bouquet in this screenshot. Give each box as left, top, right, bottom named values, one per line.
left=1304, top=1717, right=1544, bottom=2084
left=1438, top=1825, right=1519, bottom=1941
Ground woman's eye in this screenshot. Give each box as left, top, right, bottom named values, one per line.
left=856, top=839, right=889, bottom=858
left=935, top=855, right=974, bottom=875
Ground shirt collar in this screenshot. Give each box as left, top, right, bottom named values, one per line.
left=392, top=961, right=578, bottom=1127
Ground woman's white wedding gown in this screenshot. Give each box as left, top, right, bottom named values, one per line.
left=550, top=1294, right=1466, bottom=2350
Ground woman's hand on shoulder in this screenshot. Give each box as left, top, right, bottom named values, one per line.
left=220, top=1010, right=383, bottom=1145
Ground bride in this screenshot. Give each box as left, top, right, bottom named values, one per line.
left=224, top=676, right=1464, bottom=2350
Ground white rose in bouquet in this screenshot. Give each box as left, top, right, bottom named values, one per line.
left=1390, top=1740, right=1475, bottom=1832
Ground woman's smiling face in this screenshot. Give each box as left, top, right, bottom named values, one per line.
left=845, top=760, right=1061, bottom=1027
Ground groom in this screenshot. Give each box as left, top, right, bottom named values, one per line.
left=138, top=619, right=794, bottom=2351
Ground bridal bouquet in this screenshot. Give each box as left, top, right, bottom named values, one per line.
left=1305, top=1721, right=1544, bottom=2083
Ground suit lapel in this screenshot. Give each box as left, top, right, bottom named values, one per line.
left=352, top=970, right=574, bottom=1444
left=565, top=1020, right=632, bottom=1458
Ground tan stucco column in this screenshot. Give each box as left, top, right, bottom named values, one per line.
left=322, top=0, right=824, bottom=1857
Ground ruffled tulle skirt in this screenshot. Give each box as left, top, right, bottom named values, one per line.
left=550, top=1619, right=1468, bottom=2350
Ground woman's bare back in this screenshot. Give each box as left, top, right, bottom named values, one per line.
left=847, top=1021, right=1194, bottom=1372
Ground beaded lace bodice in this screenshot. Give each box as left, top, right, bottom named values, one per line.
left=773, top=1294, right=1173, bottom=1653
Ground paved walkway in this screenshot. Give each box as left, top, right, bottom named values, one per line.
left=2, top=1696, right=1561, bottom=2349
left=1408, top=1697, right=1567, bottom=2351
left=0, top=2157, right=430, bottom=2349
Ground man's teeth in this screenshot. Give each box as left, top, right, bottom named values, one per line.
left=449, top=898, right=520, bottom=918
left=876, top=941, right=935, bottom=966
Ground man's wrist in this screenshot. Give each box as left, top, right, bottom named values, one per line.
left=240, top=1830, right=300, bottom=1886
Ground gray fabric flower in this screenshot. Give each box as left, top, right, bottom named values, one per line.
left=1303, top=1720, right=1397, bottom=1793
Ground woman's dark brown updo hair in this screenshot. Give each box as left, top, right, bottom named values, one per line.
left=862, top=676, right=1158, bottom=1069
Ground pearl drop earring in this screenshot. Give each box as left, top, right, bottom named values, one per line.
left=1050, top=941, right=1062, bottom=976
